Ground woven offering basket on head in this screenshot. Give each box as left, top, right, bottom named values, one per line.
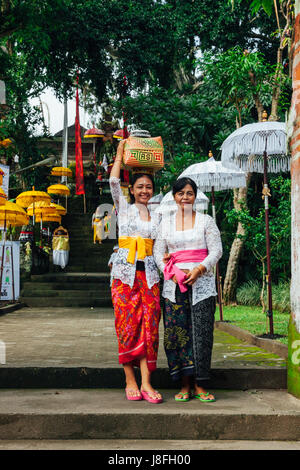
left=123, top=135, right=164, bottom=171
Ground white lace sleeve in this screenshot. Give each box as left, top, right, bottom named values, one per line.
left=201, top=215, right=223, bottom=272
left=153, top=223, right=168, bottom=273
left=109, top=176, right=129, bottom=214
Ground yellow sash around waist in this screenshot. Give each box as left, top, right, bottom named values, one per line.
left=118, top=236, right=154, bottom=264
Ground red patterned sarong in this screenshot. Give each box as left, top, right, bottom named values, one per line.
left=111, top=271, right=161, bottom=372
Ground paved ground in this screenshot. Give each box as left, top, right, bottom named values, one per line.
left=0, top=306, right=287, bottom=369
left=0, top=306, right=294, bottom=450
left=0, top=439, right=300, bottom=450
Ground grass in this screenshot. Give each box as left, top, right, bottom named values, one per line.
left=219, top=304, right=289, bottom=345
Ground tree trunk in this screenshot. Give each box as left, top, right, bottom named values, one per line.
left=223, top=177, right=251, bottom=304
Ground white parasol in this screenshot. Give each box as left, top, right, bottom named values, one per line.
left=221, top=120, right=288, bottom=173
left=220, top=111, right=290, bottom=336
left=179, top=153, right=246, bottom=191
left=179, top=151, right=246, bottom=220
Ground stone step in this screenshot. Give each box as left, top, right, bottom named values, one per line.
left=0, top=388, right=299, bottom=441
left=0, top=367, right=286, bottom=390
left=30, top=273, right=111, bottom=282
left=21, top=289, right=111, bottom=298
left=65, top=266, right=111, bottom=272
left=22, top=282, right=109, bottom=290
left=20, top=297, right=112, bottom=307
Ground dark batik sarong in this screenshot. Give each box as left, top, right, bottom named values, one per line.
left=163, top=286, right=216, bottom=385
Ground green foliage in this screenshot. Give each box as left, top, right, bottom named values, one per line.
left=225, top=175, right=291, bottom=283
left=236, top=279, right=291, bottom=313
left=223, top=304, right=289, bottom=344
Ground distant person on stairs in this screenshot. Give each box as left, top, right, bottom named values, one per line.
left=92, top=206, right=103, bottom=244
left=52, top=226, right=70, bottom=270
left=109, top=139, right=163, bottom=404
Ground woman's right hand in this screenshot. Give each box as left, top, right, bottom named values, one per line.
left=116, top=139, right=126, bottom=159
left=163, top=253, right=171, bottom=264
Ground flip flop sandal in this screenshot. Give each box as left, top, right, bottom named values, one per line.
left=175, top=392, right=190, bottom=402
left=140, top=390, right=163, bottom=404
left=194, top=392, right=216, bottom=402
left=125, top=388, right=142, bottom=401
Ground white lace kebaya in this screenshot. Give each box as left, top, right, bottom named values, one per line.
left=153, top=211, right=223, bottom=305
left=109, top=176, right=160, bottom=289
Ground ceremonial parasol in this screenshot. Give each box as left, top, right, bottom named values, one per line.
left=179, top=151, right=246, bottom=218
left=0, top=201, right=28, bottom=301
left=220, top=111, right=289, bottom=335
left=47, top=184, right=70, bottom=197
left=35, top=212, right=61, bottom=224
left=113, top=129, right=131, bottom=140
left=51, top=166, right=73, bottom=178
left=49, top=202, right=67, bottom=216
left=178, top=151, right=247, bottom=320
left=27, top=200, right=58, bottom=240
left=84, top=126, right=105, bottom=174
left=16, top=187, right=51, bottom=246
left=27, top=201, right=57, bottom=217
left=16, top=187, right=51, bottom=208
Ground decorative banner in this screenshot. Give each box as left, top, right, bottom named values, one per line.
left=61, top=100, right=68, bottom=183
left=0, top=241, right=20, bottom=301
left=75, top=78, right=85, bottom=195
left=0, top=164, right=9, bottom=230
left=0, top=164, right=9, bottom=199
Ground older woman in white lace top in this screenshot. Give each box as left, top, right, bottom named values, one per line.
left=109, top=139, right=162, bottom=404
left=154, top=177, right=222, bottom=403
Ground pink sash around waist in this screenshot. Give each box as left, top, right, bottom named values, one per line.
left=163, top=249, right=208, bottom=293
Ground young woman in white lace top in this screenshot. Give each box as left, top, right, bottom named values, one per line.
left=109, top=139, right=162, bottom=404
left=153, top=177, right=222, bottom=402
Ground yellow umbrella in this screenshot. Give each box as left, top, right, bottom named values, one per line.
left=16, top=186, right=51, bottom=208
left=6, top=213, right=30, bottom=227
left=0, top=201, right=27, bottom=218
left=0, top=187, right=7, bottom=205
left=27, top=201, right=57, bottom=217
left=50, top=202, right=67, bottom=216
left=36, top=212, right=61, bottom=224
left=47, top=184, right=70, bottom=197
left=50, top=166, right=73, bottom=178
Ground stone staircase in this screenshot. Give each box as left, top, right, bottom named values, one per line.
left=20, top=212, right=115, bottom=307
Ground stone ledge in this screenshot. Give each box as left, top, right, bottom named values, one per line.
left=215, top=321, right=288, bottom=359
left=0, top=302, right=26, bottom=316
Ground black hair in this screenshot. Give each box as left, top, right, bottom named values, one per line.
left=172, top=177, right=197, bottom=197
left=128, top=173, right=155, bottom=204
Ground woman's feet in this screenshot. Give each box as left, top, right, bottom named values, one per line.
left=193, top=385, right=215, bottom=402
left=175, top=376, right=191, bottom=402
left=140, top=386, right=163, bottom=404
left=125, top=387, right=142, bottom=401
